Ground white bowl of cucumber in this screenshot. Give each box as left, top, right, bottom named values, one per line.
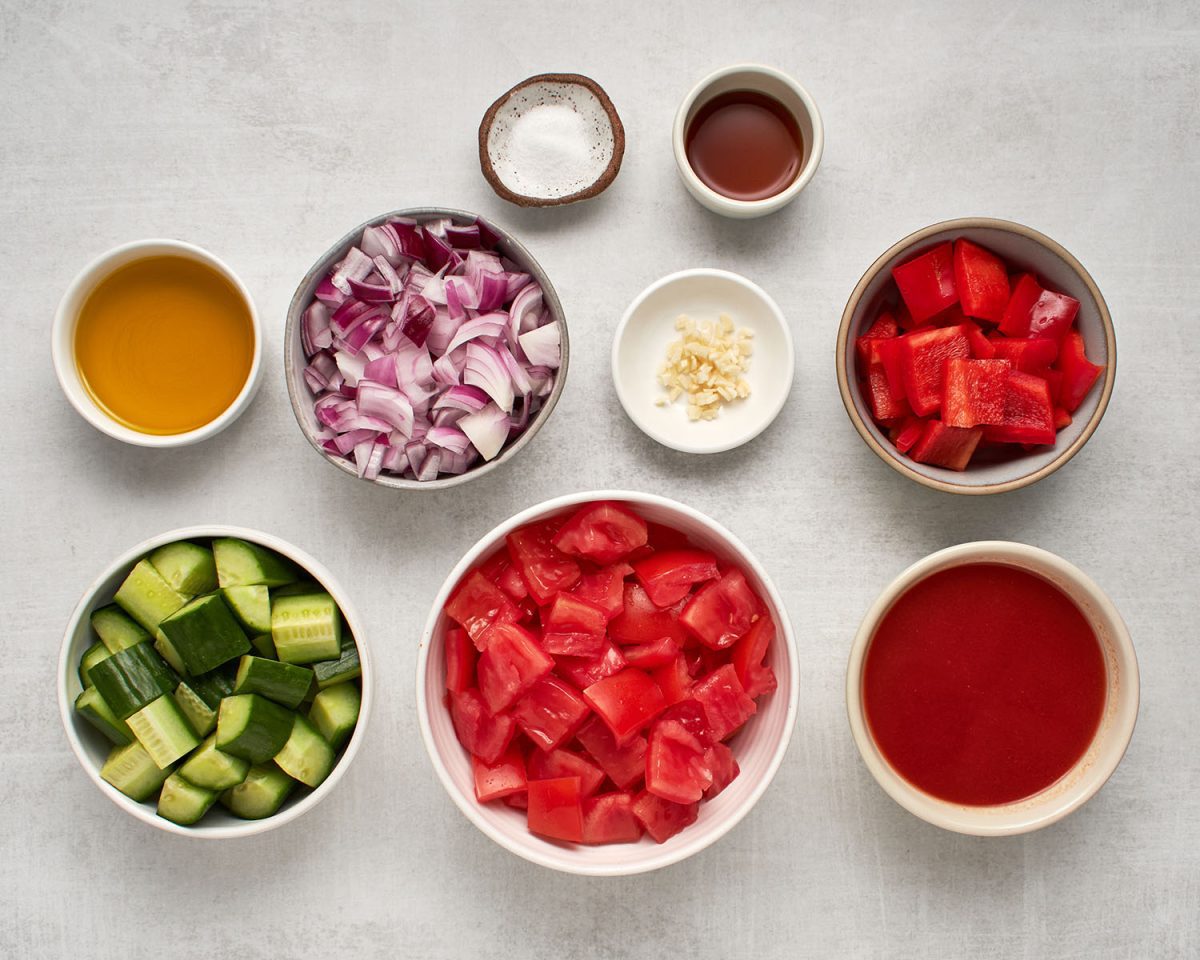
left=57, top=526, right=370, bottom=838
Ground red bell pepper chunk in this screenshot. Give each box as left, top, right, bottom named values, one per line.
left=527, top=777, right=585, bottom=842
left=910, top=420, right=984, bottom=471
left=506, top=521, right=581, bottom=606
left=570, top=562, right=632, bottom=620
left=632, top=549, right=720, bottom=607
left=987, top=336, right=1058, bottom=372
left=891, top=242, right=958, bottom=323
left=891, top=416, right=926, bottom=455
left=646, top=713, right=714, bottom=804
left=445, top=570, right=521, bottom=647
left=983, top=370, right=1057, bottom=445
left=476, top=621, right=554, bottom=714
left=1053, top=406, right=1072, bottom=430
left=953, top=239, right=1010, bottom=323
left=582, top=668, right=667, bottom=743
left=691, top=664, right=757, bottom=741
left=631, top=790, right=699, bottom=844
left=539, top=592, right=607, bottom=658
left=703, top=742, right=740, bottom=799
left=510, top=674, right=590, bottom=751
left=449, top=688, right=516, bottom=765
left=472, top=745, right=527, bottom=802
left=551, top=501, right=649, bottom=565
left=1054, top=329, right=1104, bottom=413
left=444, top=626, right=477, bottom=694
left=897, top=324, right=972, bottom=417
left=527, top=747, right=606, bottom=796
left=942, top=357, right=1012, bottom=428
left=865, top=360, right=909, bottom=422
left=554, top=641, right=628, bottom=689
left=854, top=310, right=899, bottom=366
left=998, top=273, right=1080, bottom=341
left=963, top=321, right=996, bottom=359
left=576, top=714, right=648, bottom=790
left=581, top=792, right=643, bottom=844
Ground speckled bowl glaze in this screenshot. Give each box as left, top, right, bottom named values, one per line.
left=479, top=73, right=625, bottom=207
left=836, top=218, right=1116, bottom=494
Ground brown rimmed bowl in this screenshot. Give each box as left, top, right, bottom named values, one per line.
left=836, top=217, right=1116, bottom=495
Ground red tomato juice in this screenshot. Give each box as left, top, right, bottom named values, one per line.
left=862, top=563, right=1106, bottom=806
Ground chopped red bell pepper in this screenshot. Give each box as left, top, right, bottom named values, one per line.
left=855, top=311, right=899, bottom=366
left=910, top=420, right=984, bottom=471
left=897, top=324, right=972, bottom=416
left=1054, top=329, right=1104, bottom=412
left=998, top=273, right=1080, bottom=340
left=943, top=358, right=1011, bottom=428
left=891, top=416, right=926, bottom=454
left=953, top=239, right=1010, bottom=322
left=1053, top=406, right=1072, bottom=430
left=983, top=370, right=1057, bottom=445
left=963, top=320, right=996, bottom=359
left=892, top=242, right=958, bottom=323
left=988, top=336, right=1058, bottom=372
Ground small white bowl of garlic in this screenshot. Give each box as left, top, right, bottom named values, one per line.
left=611, top=268, right=795, bottom=454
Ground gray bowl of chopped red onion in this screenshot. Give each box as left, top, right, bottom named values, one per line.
left=285, top=208, right=567, bottom=488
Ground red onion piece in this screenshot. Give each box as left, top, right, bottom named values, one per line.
left=459, top=402, right=510, bottom=461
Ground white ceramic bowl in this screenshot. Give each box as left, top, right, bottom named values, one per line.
left=673, top=63, right=824, bottom=219
left=845, top=541, right=1138, bottom=836
left=417, top=490, right=799, bottom=875
left=612, top=269, right=794, bottom=454
left=58, top=525, right=372, bottom=839
left=52, top=239, right=263, bottom=447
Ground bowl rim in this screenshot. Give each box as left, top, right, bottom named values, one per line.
left=844, top=540, right=1139, bottom=836
left=283, top=207, right=569, bottom=490
left=671, top=62, right=825, bottom=218
left=478, top=72, right=626, bottom=207
left=415, top=489, right=801, bottom=875
left=835, top=216, right=1117, bottom=495
left=57, top=524, right=373, bottom=839
left=51, top=238, right=264, bottom=448
left=611, top=267, right=795, bottom=454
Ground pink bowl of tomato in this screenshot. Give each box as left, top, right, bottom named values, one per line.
left=416, top=491, right=798, bottom=875
left=836, top=218, right=1116, bottom=494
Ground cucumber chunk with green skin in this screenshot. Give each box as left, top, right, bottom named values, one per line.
left=173, top=681, right=217, bottom=736
left=158, top=594, right=250, bottom=675
left=126, top=694, right=200, bottom=769
left=100, top=742, right=174, bottom=801
left=157, top=772, right=217, bottom=825
left=114, top=560, right=188, bottom=631
left=79, top=641, right=114, bottom=688
left=220, top=763, right=295, bottom=819
left=179, top=735, right=250, bottom=790
left=75, top=686, right=133, bottom=745
left=272, top=580, right=321, bottom=598
left=272, top=593, right=342, bottom=664
left=91, top=605, right=150, bottom=654
left=250, top=633, right=277, bottom=658
left=234, top=656, right=314, bottom=709
left=89, top=642, right=178, bottom=719
left=223, top=585, right=272, bottom=634
left=312, top=634, right=361, bottom=689
left=187, top=666, right=237, bottom=709
left=153, top=627, right=187, bottom=675
left=148, top=541, right=217, bottom=597
left=213, top=539, right=297, bottom=589
left=216, top=694, right=296, bottom=763
left=309, top=682, right=361, bottom=749
left=274, top=714, right=334, bottom=788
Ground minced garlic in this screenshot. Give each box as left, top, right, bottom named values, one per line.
left=655, top=314, right=752, bottom=420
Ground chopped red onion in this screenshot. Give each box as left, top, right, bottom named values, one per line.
left=459, top=402, right=510, bottom=461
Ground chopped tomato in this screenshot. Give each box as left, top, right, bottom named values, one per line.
left=622, top=635, right=682, bottom=670
left=609, top=582, right=688, bottom=646
left=582, top=668, right=667, bottom=744
left=497, top=563, right=528, bottom=600
left=645, top=522, right=692, bottom=552
left=504, top=791, right=528, bottom=810
left=703, top=742, right=740, bottom=799
left=554, top=641, right=628, bottom=689
left=472, top=745, right=527, bottom=802
left=445, top=571, right=520, bottom=647
left=571, top=562, right=632, bottom=620
left=581, top=792, right=643, bottom=844
left=476, top=622, right=554, bottom=714
left=730, top=611, right=774, bottom=691
left=652, top=655, right=693, bottom=706
left=511, top=675, right=590, bottom=751
left=551, top=501, right=649, bottom=564
left=528, top=747, right=605, bottom=796
left=449, top=688, right=515, bottom=764
left=742, top=664, right=777, bottom=698
left=646, top=714, right=713, bottom=804
left=527, top=777, right=584, bottom=842
left=539, top=593, right=607, bottom=658
left=632, top=549, right=720, bottom=607
left=576, top=715, right=647, bottom=790
left=692, top=664, right=757, bottom=741
left=679, top=569, right=761, bottom=649
left=506, top=521, right=581, bottom=605
left=631, top=790, right=699, bottom=843
left=444, top=627, right=476, bottom=694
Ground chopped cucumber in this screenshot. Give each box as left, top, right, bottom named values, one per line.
left=78, top=641, right=113, bottom=688
left=223, top=585, right=272, bottom=634
left=153, top=627, right=187, bottom=675
left=312, top=633, right=361, bottom=689
left=234, top=655, right=313, bottom=709
left=187, top=666, right=237, bottom=709
left=273, top=580, right=322, bottom=597
left=213, top=538, right=297, bottom=588
left=91, top=605, right=149, bottom=653
left=220, top=763, right=295, bottom=819
left=75, top=686, right=133, bottom=745
left=126, top=694, right=200, bottom=769
left=178, top=735, right=250, bottom=791
left=271, top=592, right=342, bottom=664
left=250, top=633, right=277, bottom=658
left=89, top=642, right=178, bottom=719
left=216, top=694, right=295, bottom=763
left=274, top=714, right=335, bottom=788
left=173, top=681, right=217, bottom=736
left=100, top=741, right=173, bottom=801
left=113, top=559, right=188, bottom=631
left=148, top=541, right=217, bottom=597
left=157, top=772, right=217, bottom=825
left=309, top=682, right=361, bottom=749
left=158, top=594, right=249, bottom=675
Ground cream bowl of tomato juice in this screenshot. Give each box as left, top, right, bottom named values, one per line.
left=417, top=490, right=798, bottom=876
left=846, top=541, right=1138, bottom=835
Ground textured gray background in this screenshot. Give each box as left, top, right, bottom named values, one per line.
left=3, top=1, right=1198, bottom=957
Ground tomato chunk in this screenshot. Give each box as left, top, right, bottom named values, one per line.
left=609, top=582, right=688, bottom=646
left=472, top=745, right=527, bottom=802
left=652, top=655, right=693, bottom=707
left=571, top=562, right=632, bottom=620
left=444, top=626, right=477, bottom=694
left=646, top=715, right=714, bottom=804
left=622, top=635, right=682, bottom=671
left=551, top=501, right=649, bottom=564
left=679, top=569, right=761, bottom=650
left=528, top=747, right=606, bottom=796
left=539, top=593, right=607, bottom=658
left=692, top=664, right=757, bottom=741
left=506, top=521, right=581, bottom=605
left=554, top=641, right=628, bottom=689
left=703, top=742, right=740, bottom=799
left=581, top=792, right=643, bottom=845
left=730, top=615, right=774, bottom=693
left=582, top=668, right=667, bottom=743
left=631, top=790, right=699, bottom=844
left=527, top=777, right=584, bottom=843
left=477, top=622, right=554, bottom=714
left=445, top=571, right=520, bottom=647
left=575, top=714, right=647, bottom=790
left=891, top=241, right=958, bottom=323
left=449, top=688, right=516, bottom=765
left=511, top=675, right=590, bottom=751
left=952, top=239, right=1009, bottom=323
left=632, top=549, right=720, bottom=607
